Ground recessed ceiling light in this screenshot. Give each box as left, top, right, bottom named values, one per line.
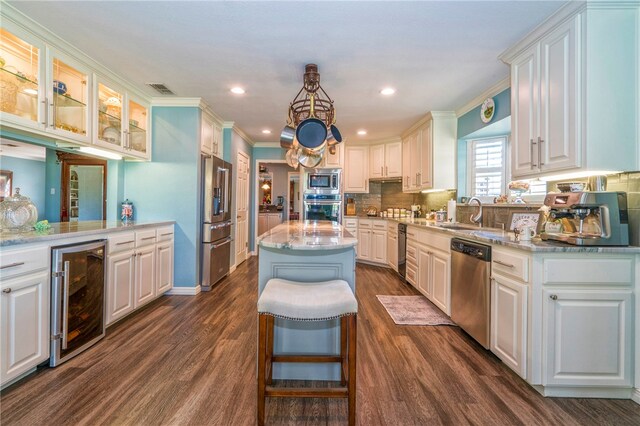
left=230, top=87, right=245, bottom=95
left=380, top=87, right=396, bottom=96
left=357, top=130, right=367, bottom=136
left=262, top=129, right=271, bottom=134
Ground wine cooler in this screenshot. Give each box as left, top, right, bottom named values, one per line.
left=50, top=240, right=106, bottom=367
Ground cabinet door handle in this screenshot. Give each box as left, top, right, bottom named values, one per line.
left=531, top=138, right=537, bottom=168
left=116, top=241, right=135, bottom=245
left=2, top=288, right=12, bottom=294
left=385, top=165, right=388, bottom=176
left=538, top=137, right=545, bottom=166
left=41, top=97, right=48, bottom=126
left=49, top=100, right=56, bottom=129
left=160, top=232, right=173, bottom=236
left=549, top=294, right=558, bottom=301
left=0, top=262, right=25, bottom=270
left=381, top=166, right=383, bottom=176
left=142, top=236, right=156, bottom=241
left=494, top=260, right=515, bottom=268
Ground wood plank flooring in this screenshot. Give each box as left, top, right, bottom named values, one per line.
left=2, top=258, right=640, bottom=425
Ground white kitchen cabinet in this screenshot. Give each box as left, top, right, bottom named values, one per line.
left=344, top=146, right=369, bottom=193
left=502, top=4, right=640, bottom=178
left=107, top=226, right=174, bottom=326
left=370, top=141, right=402, bottom=179
left=401, top=112, right=456, bottom=192
left=213, top=122, right=223, bottom=159
left=417, top=247, right=432, bottom=298
left=429, top=251, right=449, bottom=314
left=356, top=228, right=371, bottom=261
left=543, top=289, right=632, bottom=387
left=387, top=223, right=398, bottom=272
left=0, top=271, right=49, bottom=387
left=371, top=230, right=387, bottom=264
left=322, top=143, right=343, bottom=168
left=106, top=249, right=135, bottom=325
left=200, top=110, right=215, bottom=155
left=135, top=244, right=156, bottom=308
left=156, top=242, right=174, bottom=294
left=267, top=213, right=283, bottom=230
left=491, top=274, right=528, bottom=379
left=94, top=76, right=151, bottom=160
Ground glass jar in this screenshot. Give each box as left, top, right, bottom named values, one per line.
left=0, top=188, right=38, bottom=232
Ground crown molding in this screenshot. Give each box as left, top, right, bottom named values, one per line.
left=228, top=125, right=255, bottom=146
left=222, top=121, right=235, bottom=129
left=253, top=142, right=281, bottom=149
left=344, top=136, right=401, bottom=146
left=499, top=1, right=587, bottom=64
left=401, top=111, right=456, bottom=138
left=455, top=77, right=510, bottom=117
left=151, top=97, right=203, bottom=107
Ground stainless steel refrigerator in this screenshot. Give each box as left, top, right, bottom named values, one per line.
left=201, top=156, right=233, bottom=291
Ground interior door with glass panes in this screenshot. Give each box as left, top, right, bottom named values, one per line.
left=0, top=24, right=44, bottom=129
left=47, top=48, right=91, bottom=143
left=126, top=94, right=149, bottom=159
left=95, top=78, right=124, bottom=151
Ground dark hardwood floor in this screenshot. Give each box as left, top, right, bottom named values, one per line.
left=2, top=258, right=640, bottom=425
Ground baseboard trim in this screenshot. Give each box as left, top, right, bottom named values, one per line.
left=166, top=285, right=201, bottom=296
left=250, top=251, right=257, bottom=256
left=229, top=264, right=237, bottom=274
left=533, top=384, right=633, bottom=399
left=356, top=259, right=392, bottom=268
left=632, top=388, right=640, bottom=405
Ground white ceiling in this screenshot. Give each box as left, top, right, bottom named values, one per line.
left=9, top=1, right=567, bottom=143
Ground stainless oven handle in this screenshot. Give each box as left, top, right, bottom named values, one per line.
left=62, top=260, right=70, bottom=350
left=210, top=237, right=233, bottom=249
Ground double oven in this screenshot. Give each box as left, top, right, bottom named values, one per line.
left=302, top=168, right=342, bottom=223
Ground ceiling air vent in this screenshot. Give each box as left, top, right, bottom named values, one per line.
left=146, top=83, right=175, bottom=95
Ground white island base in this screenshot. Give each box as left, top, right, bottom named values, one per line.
left=257, top=221, right=357, bottom=380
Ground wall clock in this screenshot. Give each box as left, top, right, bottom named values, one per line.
left=481, top=97, right=495, bottom=123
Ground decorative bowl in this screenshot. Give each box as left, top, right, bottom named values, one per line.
left=53, top=80, right=67, bottom=95
left=557, top=182, right=586, bottom=192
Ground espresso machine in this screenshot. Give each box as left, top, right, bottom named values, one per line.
left=541, top=191, right=629, bottom=246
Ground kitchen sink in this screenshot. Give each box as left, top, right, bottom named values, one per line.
left=433, top=223, right=481, bottom=231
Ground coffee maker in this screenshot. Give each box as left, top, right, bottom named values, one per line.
left=541, top=191, right=629, bottom=246
left=410, top=205, right=421, bottom=218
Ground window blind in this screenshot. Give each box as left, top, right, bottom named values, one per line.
left=470, top=138, right=506, bottom=196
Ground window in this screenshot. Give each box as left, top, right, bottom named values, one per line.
left=468, top=137, right=507, bottom=197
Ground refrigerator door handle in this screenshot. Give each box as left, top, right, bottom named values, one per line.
left=221, top=167, right=229, bottom=217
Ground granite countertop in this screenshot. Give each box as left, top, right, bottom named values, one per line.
left=344, top=216, right=640, bottom=253
left=258, top=220, right=357, bottom=250
left=0, top=220, right=176, bottom=247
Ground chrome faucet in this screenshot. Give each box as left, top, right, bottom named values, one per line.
left=468, top=197, right=483, bottom=226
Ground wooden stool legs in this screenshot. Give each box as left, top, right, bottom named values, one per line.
left=257, top=314, right=357, bottom=425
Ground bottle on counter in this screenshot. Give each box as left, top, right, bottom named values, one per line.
left=121, top=199, right=134, bottom=224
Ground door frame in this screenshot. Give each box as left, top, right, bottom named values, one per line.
left=253, top=159, right=292, bottom=255
left=287, top=171, right=301, bottom=221
left=236, top=150, right=250, bottom=265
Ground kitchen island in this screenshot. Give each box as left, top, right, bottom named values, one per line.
left=257, top=221, right=357, bottom=380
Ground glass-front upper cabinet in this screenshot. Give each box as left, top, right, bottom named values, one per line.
left=127, top=96, right=149, bottom=158
left=95, top=79, right=124, bottom=149
left=48, top=50, right=91, bottom=143
left=0, top=24, right=44, bottom=128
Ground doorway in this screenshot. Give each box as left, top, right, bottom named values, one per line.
left=57, top=152, right=107, bottom=222
left=235, top=150, right=250, bottom=265
left=288, top=171, right=301, bottom=221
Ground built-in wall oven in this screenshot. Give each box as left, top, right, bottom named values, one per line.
left=303, top=194, right=342, bottom=223
left=50, top=239, right=106, bottom=367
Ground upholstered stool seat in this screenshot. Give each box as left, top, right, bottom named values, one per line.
left=257, top=278, right=358, bottom=426
left=257, top=278, right=358, bottom=320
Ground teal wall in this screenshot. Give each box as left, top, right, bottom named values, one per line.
left=457, top=88, right=511, bottom=199
left=106, top=159, right=124, bottom=221
left=0, top=155, right=46, bottom=215
left=44, top=148, right=61, bottom=222
left=125, top=107, right=201, bottom=287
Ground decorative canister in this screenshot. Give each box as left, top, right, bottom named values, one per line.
left=0, top=188, right=38, bottom=232
left=121, top=199, right=134, bottom=223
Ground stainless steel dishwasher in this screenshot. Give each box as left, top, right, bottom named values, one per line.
left=450, top=238, right=491, bottom=349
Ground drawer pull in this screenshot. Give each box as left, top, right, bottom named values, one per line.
left=549, top=294, right=558, bottom=301
left=142, top=236, right=156, bottom=241
left=160, top=232, right=173, bottom=236
left=494, top=260, right=515, bottom=268
left=0, top=262, right=25, bottom=270
left=2, top=288, right=11, bottom=293
left=116, top=241, right=135, bottom=246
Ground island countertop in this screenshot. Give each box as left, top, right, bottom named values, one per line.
left=0, top=220, right=176, bottom=247
left=257, top=221, right=357, bottom=250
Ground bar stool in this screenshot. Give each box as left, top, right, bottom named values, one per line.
left=257, top=278, right=358, bottom=426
